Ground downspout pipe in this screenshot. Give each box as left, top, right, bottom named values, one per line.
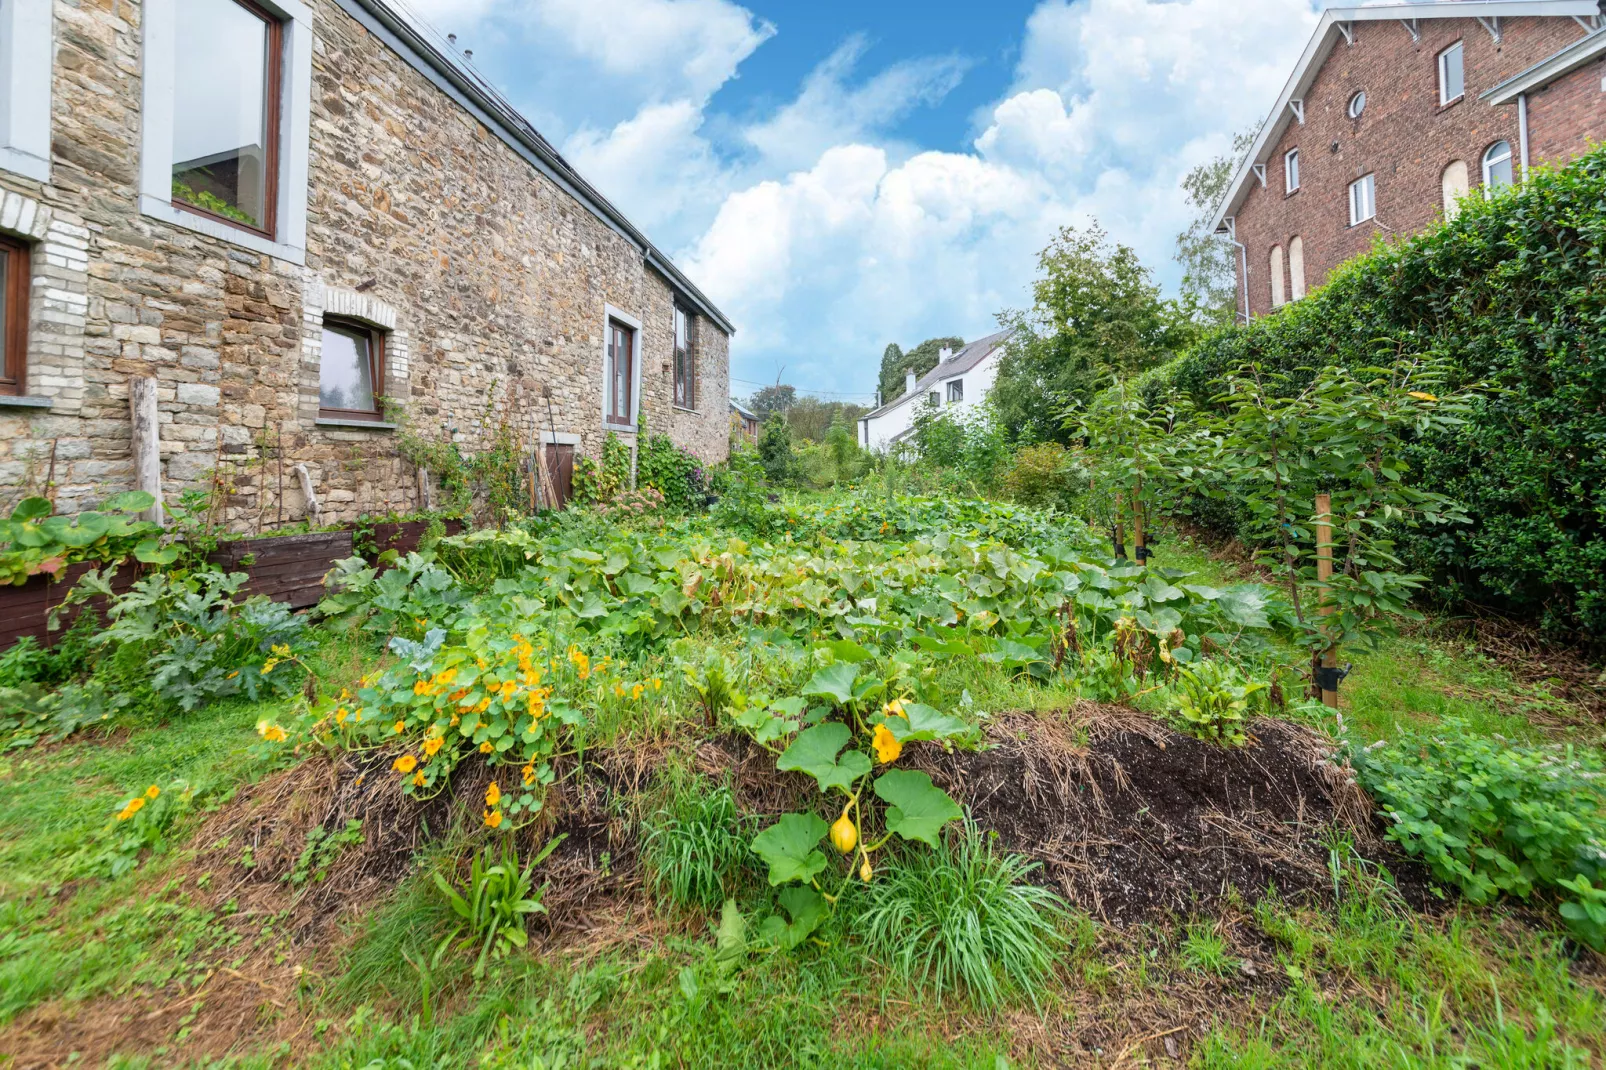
left=1216, top=218, right=1250, bottom=324
left=1517, top=92, right=1531, bottom=180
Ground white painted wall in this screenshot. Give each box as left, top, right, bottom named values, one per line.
left=858, top=347, right=1003, bottom=452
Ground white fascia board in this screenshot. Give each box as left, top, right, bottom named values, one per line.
left=1482, top=26, right=1606, bottom=101
left=1207, top=0, right=1601, bottom=234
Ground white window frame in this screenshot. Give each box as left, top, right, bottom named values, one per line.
left=1284, top=148, right=1300, bottom=193
left=1347, top=90, right=1366, bottom=119
left=0, top=0, right=53, bottom=181
left=1438, top=42, right=1464, bottom=105
left=946, top=379, right=963, bottom=404
left=1349, top=174, right=1376, bottom=225
left=1482, top=140, right=1514, bottom=194
left=139, top=0, right=313, bottom=264
left=600, top=303, right=643, bottom=431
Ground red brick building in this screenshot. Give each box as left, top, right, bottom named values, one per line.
left=1211, top=1, right=1606, bottom=321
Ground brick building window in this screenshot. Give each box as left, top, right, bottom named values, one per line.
left=1482, top=141, right=1514, bottom=194
left=1284, top=148, right=1299, bottom=193
left=1269, top=245, right=1285, bottom=308
left=1347, top=90, right=1366, bottom=119
left=0, top=235, right=27, bottom=396
left=170, top=0, right=283, bottom=236
left=1438, top=42, right=1464, bottom=105
left=1442, top=160, right=1470, bottom=218
left=1348, top=174, right=1375, bottom=225
left=672, top=303, right=696, bottom=410
left=947, top=379, right=963, bottom=403
left=318, top=318, right=385, bottom=420
left=606, top=319, right=635, bottom=425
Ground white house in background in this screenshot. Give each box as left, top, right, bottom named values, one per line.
left=858, top=331, right=1010, bottom=452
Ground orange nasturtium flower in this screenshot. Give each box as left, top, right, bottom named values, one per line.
left=393, top=720, right=406, bottom=735
left=521, top=763, right=536, bottom=787
left=422, top=735, right=444, bottom=757
left=479, top=741, right=494, bottom=754
left=116, top=796, right=146, bottom=821
left=871, top=724, right=902, bottom=765
left=412, top=770, right=426, bottom=788
left=484, top=808, right=503, bottom=828
left=485, top=782, right=502, bottom=806
left=631, top=683, right=644, bottom=701
left=145, top=784, right=160, bottom=800
left=393, top=754, right=418, bottom=773
left=257, top=720, right=288, bottom=743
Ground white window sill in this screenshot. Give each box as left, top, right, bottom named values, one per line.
left=140, top=196, right=307, bottom=265
left=672, top=405, right=700, bottom=415
left=0, top=394, right=52, bottom=409
left=602, top=422, right=637, bottom=434
left=0, top=147, right=48, bottom=184
left=316, top=417, right=396, bottom=430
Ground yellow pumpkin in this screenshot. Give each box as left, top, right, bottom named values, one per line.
left=859, top=858, right=873, bottom=882
left=830, top=815, right=857, bottom=854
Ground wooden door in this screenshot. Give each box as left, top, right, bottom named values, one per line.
left=544, top=444, right=574, bottom=509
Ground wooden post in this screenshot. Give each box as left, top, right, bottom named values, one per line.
left=1132, top=473, right=1147, bottom=568
left=417, top=466, right=434, bottom=511
left=294, top=463, right=323, bottom=527
left=129, top=376, right=164, bottom=526
left=1112, top=492, right=1127, bottom=560
left=1314, top=491, right=1338, bottom=708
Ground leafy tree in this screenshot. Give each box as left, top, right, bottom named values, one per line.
left=991, top=224, right=1193, bottom=445
left=1174, top=131, right=1255, bottom=326
left=786, top=397, right=869, bottom=443
left=749, top=384, right=797, bottom=418
left=757, top=413, right=797, bottom=486
left=824, top=411, right=859, bottom=484
left=876, top=343, right=904, bottom=404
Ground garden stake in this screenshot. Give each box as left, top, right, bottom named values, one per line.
left=1314, top=491, right=1338, bottom=708
left=1132, top=473, right=1147, bottom=568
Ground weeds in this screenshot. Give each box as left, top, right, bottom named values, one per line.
left=640, top=776, right=751, bottom=913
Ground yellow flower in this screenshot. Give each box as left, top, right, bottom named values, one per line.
left=116, top=797, right=146, bottom=821
left=651, top=678, right=662, bottom=691
left=393, top=754, right=418, bottom=773
left=434, top=668, right=458, bottom=687
left=423, top=736, right=444, bottom=757
left=260, top=660, right=278, bottom=676
left=485, top=782, right=502, bottom=806
left=484, top=808, right=503, bottom=828
left=479, top=741, right=493, bottom=753
left=226, top=671, right=239, bottom=680
left=521, top=763, right=536, bottom=786
left=335, top=707, right=349, bottom=724
left=413, top=680, right=431, bottom=696
left=871, top=724, right=902, bottom=765
left=499, top=680, right=517, bottom=702
left=476, top=657, right=488, bottom=670
left=1408, top=391, right=1439, bottom=402
left=393, top=720, right=405, bottom=735
left=339, top=687, right=351, bottom=700
left=882, top=698, right=907, bottom=719
left=613, top=683, right=626, bottom=698
left=631, top=684, right=644, bottom=701
left=256, top=720, right=288, bottom=742
left=412, top=770, right=425, bottom=787
left=475, top=697, right=491, bottom=713
left=145, top=785, right=160, bottom=800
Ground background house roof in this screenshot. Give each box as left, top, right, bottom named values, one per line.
left=336, top=0, right=735, bottom=336
left=859, top=330, right=1011, bottom=422
left=1208, top=0, right=1602, bottom=236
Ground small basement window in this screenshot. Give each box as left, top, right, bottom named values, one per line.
left=0, top=235, right=28, bottom=397
left=170, top=0, right=282, bottom=236
left=319, top=317, right=385, bottom=420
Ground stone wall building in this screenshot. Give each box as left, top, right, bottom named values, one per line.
left=0, top=0, right=733, bottom=526
left=1211, top=0, right=1606, bottom=321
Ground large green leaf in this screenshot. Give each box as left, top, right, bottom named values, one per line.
left=777, top=723, right=871, bottom=792
left=9, top=497, right=50, bottom=522
left=750, top=812, right=829, bottom=885
left=756, top=886, right=825, bottom=951
left=1217, top=585, right=1271, bottom=628
left=883, top=703, right=971, bottom=744
left=822, top=639, right=874, bottom=663
left=801, top=662, right=859, bottom=705
left=101, top=490, right=155, bottom=514
left=873, top=770, right=962, bottom=847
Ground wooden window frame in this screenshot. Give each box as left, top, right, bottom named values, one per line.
left=607, top=319, right=635, bottom=426
left=672, top=303, right=697, bottom=410
left=317, top=316, right=386, bottom=421
left=0, top=235, right=28, bottom=397
left=171, top=0, right=284, bottom=240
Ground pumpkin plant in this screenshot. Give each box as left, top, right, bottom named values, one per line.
left=735, top=643, right=974, bottom=950
left=0, top=492, right=174, bottom=586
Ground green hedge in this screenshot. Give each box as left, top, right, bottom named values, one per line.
left=1168, top=145, right=1606, bottom=644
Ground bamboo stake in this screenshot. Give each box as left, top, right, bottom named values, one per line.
left=1132, top=472, right=1146, bottom=569
left=1315, top=491, right=1338, bottom=708
left=1111, top=491, right=1127, bottom=560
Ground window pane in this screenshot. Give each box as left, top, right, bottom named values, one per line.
left=172, top=0, right=271, bottom=228
left=320, top=324, right=374, bottom=411
left=0, top=253, right=7, bottom=368
left=1442, top=45, right=1463, bottom=102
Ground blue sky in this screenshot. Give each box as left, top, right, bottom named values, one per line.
left=398, top=0, right=1322, bottom=402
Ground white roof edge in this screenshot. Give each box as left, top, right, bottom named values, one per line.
left=1206, top=0, right=1601, bottom=234
left=1483, top=26, right=1606, bottom=101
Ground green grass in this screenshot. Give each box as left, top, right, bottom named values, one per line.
left=640, top=770, right=754, bottom=913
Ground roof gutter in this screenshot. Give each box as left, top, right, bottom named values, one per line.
left=335, top=0, right=735, bottom=335
left=1482, top=26, right=1606, bottom=102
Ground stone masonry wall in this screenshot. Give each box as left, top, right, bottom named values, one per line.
left=0, top=0, right=731, bottom=526
left=1234, top=16, right=1587, bottom=319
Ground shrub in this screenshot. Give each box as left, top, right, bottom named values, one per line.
left=757, top=414, right=797, bottom=486
left=1000, top=443, right=1085, bottom=513
left=1168, top=147, right=1606, bottom=643
left=857, top=823, right=1070, bottom=1007
left=637, top=433, right=706, bottom=511
left=641, top=777, right=751, bottom=912
left=1350, top=721, right=1606, bottom=948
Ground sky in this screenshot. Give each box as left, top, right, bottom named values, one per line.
left=393, top=0, right=1324, bottom=403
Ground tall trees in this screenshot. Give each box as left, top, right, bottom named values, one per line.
left=1174, top=132, right=1255, bottom=326
left=875, top=337, right=965, bottom=402
left=991, top=224, right=1193, bottom=445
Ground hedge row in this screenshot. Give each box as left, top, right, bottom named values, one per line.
left=1165, top=144, right=1606, bottom=644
